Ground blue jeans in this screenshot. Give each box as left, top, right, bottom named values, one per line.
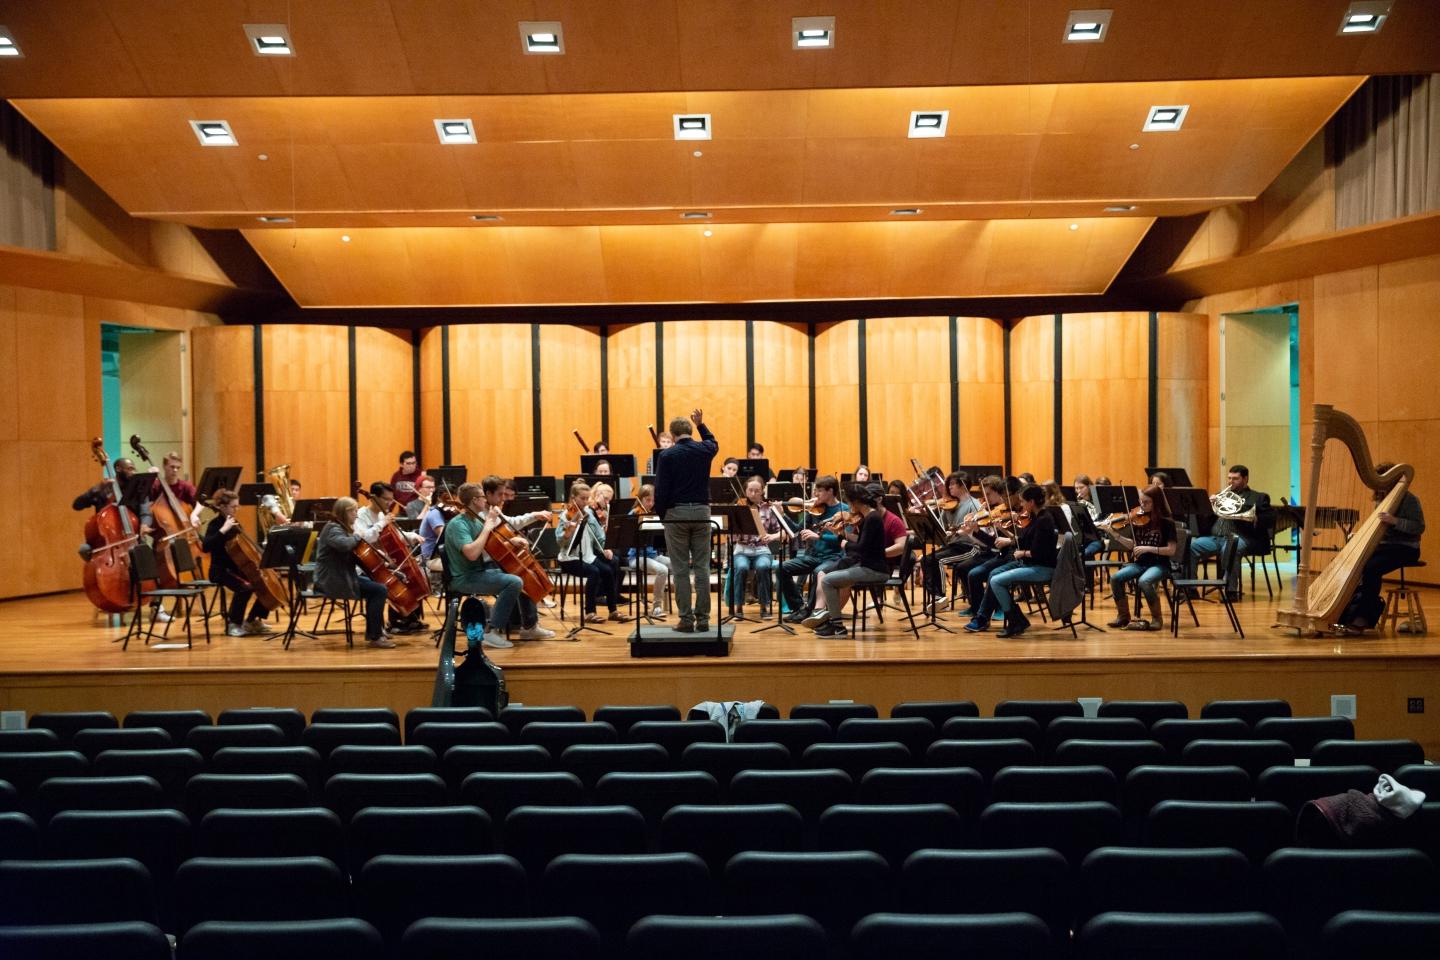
left=1111, top=562, right=1169, bottom=618
left=664, top=505, right=713, bottom=622
left=968, top=554, right=1013, bottom=612
left=1083, top=540, right=1105, bottom=559
left=464, top=566, right=538, bottom=632
left=990, top=565, right=1054, bottom=613
left=730, top=550, right=774, bottom=609
left=1190, top=534, right=1250, bottom=592
left=779, top=551, right=839, bottom=611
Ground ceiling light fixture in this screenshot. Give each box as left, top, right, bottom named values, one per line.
left=890, top=208, right=923, bottom=216
left=243, top=24, right=294, bottom=56
left=471, top=215, right=503, bottom=222
left=1103, top=205, right=1137, bottom=212
left=681, top=211, right=712, bottom=220
left=1142, top=104, right=1188, bottom=132
left=434, top=118, right=477, bottom=144
left=908, top=110, right=949, bottom=139
left=702, top=229, right=713, bottom=237
left=189, top=120, right=237, bottom=146
left=519, top=21, right=564, bottom=54
left=341, top=235, right=351, bottom=243
left=256, top=216, right=294, bottom=223
left=1339, top=1, right=1391, bottom=33
left=1063, top=9, right=1112, bottom=42
left=793, top=16, right=835, bottom=48
left=673, top=114, right=712, bottom=141
left=0, top=26, right=21, bottom=58
left=1069, top=223, right=1080, bottom=230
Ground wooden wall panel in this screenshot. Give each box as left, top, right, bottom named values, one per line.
left=955, top=317, right=1006, bottom=469
left=751, top=321, right=811, bottom=475
left=605, top=323, right=656, bottom=479
left=353, top=327, right=414, bottom=487
left=663, top=320, right=748, bottom=468
left=446, top=324, right=533, bottom=481
left=1009, top=316, right=1054, bottom=480
left=262, top=324, right=350, bottom=497
left=539, top=325, right=603, bottom=480
left=813, top=320, right=861, bottom=477
left=189, top=326, right=254, bottom=490
left=1061, top=313, right=1147, bottom=484
left=418, top=327, right=443, bottom=469
left=865, top=316, right=951, bottom=483
left=1156, top=312, right=1210, bottom=486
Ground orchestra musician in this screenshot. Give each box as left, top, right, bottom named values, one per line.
left=1073, top=474, right=1102, bottom=522
left=645, top=431, right=674, bottom=473
left=558, top=481, right=632, bottom=625
left=313, top=496, right=395, bottom=648
left=404, top=475, right=435, bottom=520
left=779, top=475, right=849, bottom=624
left=966, top=483, right=1063, bottom=638
left=443, top=480, right=557, bottom=650
left=721, top=458, right=740, bottom=479
left=1045, top=481, right=1103, bottom=559
left=390, top=450, right=423, bottom=509
left=593, top=440, right=611, bottom=455
left=654, top=408, right=719, bottom=632
left=203, top=488, right=276, bottom=638
left=594, top=460, right=613, bottom=476
left=853, top=465, right=871, bottom=483
left=1105, top=485, right=1178, bottom=631
left=918, top=471, right=984, bottom=601
left=146, top=452, right=201, bottom=529
left=73, top=457, right=137, bottom=512
left=1338, top=463, right=1426, bottom=633
left=629, top=484, right=672, bottom=620
left=957, top=475, right=1019, bottom=617
left=814, top=482, right=912, bottom=617
left=357, top=481, right=427, bottom=634
left=1189, top=464, right=1269, bottom=600
left=417, top=483, right=449, bottom=572
left=730, top=475, right=784, bottom=620
left=802, top=484, right=888, bottom=638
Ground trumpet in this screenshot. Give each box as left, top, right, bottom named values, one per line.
left=1211, top=487, right=1258, bottom=523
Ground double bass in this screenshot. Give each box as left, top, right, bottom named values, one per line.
left=127, top=436, right=196, bottom=588
left=81, top=440, right=142, bottom=613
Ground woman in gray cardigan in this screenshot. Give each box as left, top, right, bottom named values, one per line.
left=313, top=496, right=396, bottom=648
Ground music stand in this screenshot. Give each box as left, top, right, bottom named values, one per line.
left=511, top=476, right=558, bottom=501
left=1146, top=467, right=1194, bottom=487
left=292, top=498, right=336, bottom=525
left=581, top=454, right=637, bottom=477
left=1167, top=486, right=1215, bottom=536
left=266, top=526, right=319, bottom=647
left=1095, top=484, right=1140, bottom=517
left=736, top=458, right=770, bottom=482
left=564, top=473, right=610, bottom=495
left=429, top=466, right=468, bottom=495
left=605, top=515, right=654, bottom=625
left=710, top=504, right=761, bottom=625
left=123, top=472, right=159, bottom=511
left=902, top=508, right=957, bottom=632
left=197, top=467, right=242, bottom=503
left=709, top=478, right=744, bottom=503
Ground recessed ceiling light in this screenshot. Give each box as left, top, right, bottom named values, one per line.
left=793, top=16, right=835, bottom=48
left=1142, top=104, right=1188, bottom=132
left=1103, top=205, right=1137, bottom=213
left=1069, top=223, right=1080, bottom=230
left=243, top=24, right=293, bottom=56
left=673, top=114, right=712, bottom=141
left=0, top=26, right=22, bottom=58
left=434, top=118, right=477, bottom=144
left=702, top=229, right=713, bottom=237
left=1339, top=1, right=1391, bottom=33
left=471, top=215, right=503, bottom=222
left=1063, top=9, right=1112, bottom=42
left=890, top=208, right=923, bottom=216
left=908, top=111, right=949, bottom=139
left=519, top=21, right=564, bottom=54
left=341, top=235, right=351, bottom=243
left=256, top=216, right=294, bottom=223
left=189, top=120, right=237, bottom=147
left=681, top=211, right=712, bottom=220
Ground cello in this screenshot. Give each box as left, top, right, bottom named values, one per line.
left=81, top=439, right=143, bottom=613
left=353, top=485, right=429, bottom=617
left=127, top=436, right=196, bottom=588
left=478, top=505, right=553, bottom=603
left=223, top=524, right=290, bottom=613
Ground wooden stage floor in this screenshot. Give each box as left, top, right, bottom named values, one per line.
left=2, top=588, right=1437, bottom=755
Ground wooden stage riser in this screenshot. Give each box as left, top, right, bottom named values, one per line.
left=6, top=656, right=1438, bottom=757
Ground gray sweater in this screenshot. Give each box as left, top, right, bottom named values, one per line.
left=313, top=521, right=363, bottom=599
left=1384, top=492, right=1425, bottom=547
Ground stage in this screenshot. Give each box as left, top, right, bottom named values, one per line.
left=2, top=588, right=1437, bottom=756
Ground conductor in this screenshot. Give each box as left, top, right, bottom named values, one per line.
left=654, top=408, right=718, bottom=632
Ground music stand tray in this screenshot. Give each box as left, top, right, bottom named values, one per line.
left=581, top=454, right=637, bottom=477
left=197, top=466, right=242, bottom=503
left=236, top=483, right=272, bottom=507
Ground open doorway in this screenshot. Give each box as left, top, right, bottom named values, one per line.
left=100, top=324, right=188, bottom=469
left=1218, top=306, right=1300, bottom=504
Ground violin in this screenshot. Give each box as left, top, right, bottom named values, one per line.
left=1100, top=507, right=1152, bottom=530
left=820, top=510, right=860, bottom=534
left=926, top=497, right=960, bottom=511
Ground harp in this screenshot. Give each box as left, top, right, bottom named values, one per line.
left=1276, top=403, right=1414, bottom=635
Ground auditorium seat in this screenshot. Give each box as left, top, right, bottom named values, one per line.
left=1200, top=699, right=1291, bottom=725
left=899, top=848, right=1072, bottom=944
left=980, top=801, right=1123, bottom=865
left=1255, top=764, right=1380, bottom=814
left=0, top=810, right=39, bottom=859
left=628, top=913, right=827, bottom=960
left=593, top=704, right=682, bottom=737
left=349, top=806, right=494, bottom=869
left=1263, top=848, right=1440, bottom=957
left=0, top=729, right=61, bottom=752
left=1077, top=846, right=1253, bottom=924
left=409, top=721, right=511, bottom=755
left=123, top=709, right=212, bottom=743
left=184, top=773, right=312, bottom=818
left=1181, top=738, right=1294, bottom=779
left=173, top=856, right=349, bottom=935
left=459, top=771, right=584, bottom=825
left=45, top=809, right=190, bottom=930
left=356, top=855, right=527, bottom=946
left=817, top=803, right=966, bottom=867
left=680, top=741, right=790, bottom=786
left=838, top=717, right=937, bottom=754
left=658, top=803, right=804, bottom=873
left=1043, top=717, right=1149, bottom=757
left=729, top=768, right=853, bottom=825
left=0, top=778, right=15, bottom=813
left=1146, top=800, right=1292, bottom=862
left=0, top=922, right=171, bottom=960
left=790, top=702, right=879, bottom=729
left=990, top=765, right=1120, bottom=805
left=1252, top=716, right=1354, bottom=757
left=310, top=707, right=399, bottom=728
left=29, top=710, right=118, bottom=746
left=1054, top=739, right=1167, bottom=779
left=185, top=723, right=288, bottom=758
left=1122, top=765, right=1251, bottom=822
left=725, top=850, right=892, bottom=947
left=300, top=721, right=401, bottom=758
left=593, top=770, right=720, bottom=828
left=72, top=726, right=172, bottom=759
left=801, top=741, right=911, bottom=778
left=857, top=766, right=985, bottom=818
left=181, top=918, right=384, bottom=960
left=93, top=747, right=204, bottom=805
left=733, top=718, right=833, bottom=755
left=1394, top=763, right=1440, bottom=797
left=626, top=719, right=726, bottom=763
left=994, top=699, right=1083, bottom=727
left=1150, top=718, right=1250, bottom=759
left=940, top=716, right=1043, bottom=750
left=31, top=775, right=165, bottom=822
left=1097, top=700, right=1188, bottom=725
left=0, top=750, right=88, bottom=799
left=216, top=708, right=306, bottom=744
left=1077, top=911, right=1287, bottom=960
left=0, top=858, right=158, bottom=926
left=497, top=705, right=585, bottom=736
left=502, top=804, right=647, bottom=879
left=560, top=742, right=669, bottom=788
left=328, top=744, right=440, bottom=778
left=402, top=706, right=493, bottom=742
left=209, top=745, right=324, bottom=791
left=324, top=773, right=447, bottom=820
left=400, top=916, right=601, bottom=960
left=195, top=807, right=344, bottom=863
left=890, top=700, right=980, bottom=724
left=1320, top=910, right=1440, bottom=960
left=927, top=738, right=1038, bottom=783
left=851, top=912, right=1056, bottom=960
left=542, top=852, right=713, bottom=959
left=518, top=721, right=618, bottom=757
left=1310, top=738, right=1424, bottom=773
left=442, top=744, right=550, bottom=788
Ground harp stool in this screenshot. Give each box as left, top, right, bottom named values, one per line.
left=1380, top=562, right=1427, bottom=636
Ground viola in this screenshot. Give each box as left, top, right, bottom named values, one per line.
left=81, top=439, right=143, bottom=613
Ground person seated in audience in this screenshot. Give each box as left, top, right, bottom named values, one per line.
left=1338, top=464, right=1425, bottom=633
left=1190, top=464, right=1269, bottom=601
left=314, top=496, right=395, bottom=648
left=1106, top=484, right=1178, bottom=631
